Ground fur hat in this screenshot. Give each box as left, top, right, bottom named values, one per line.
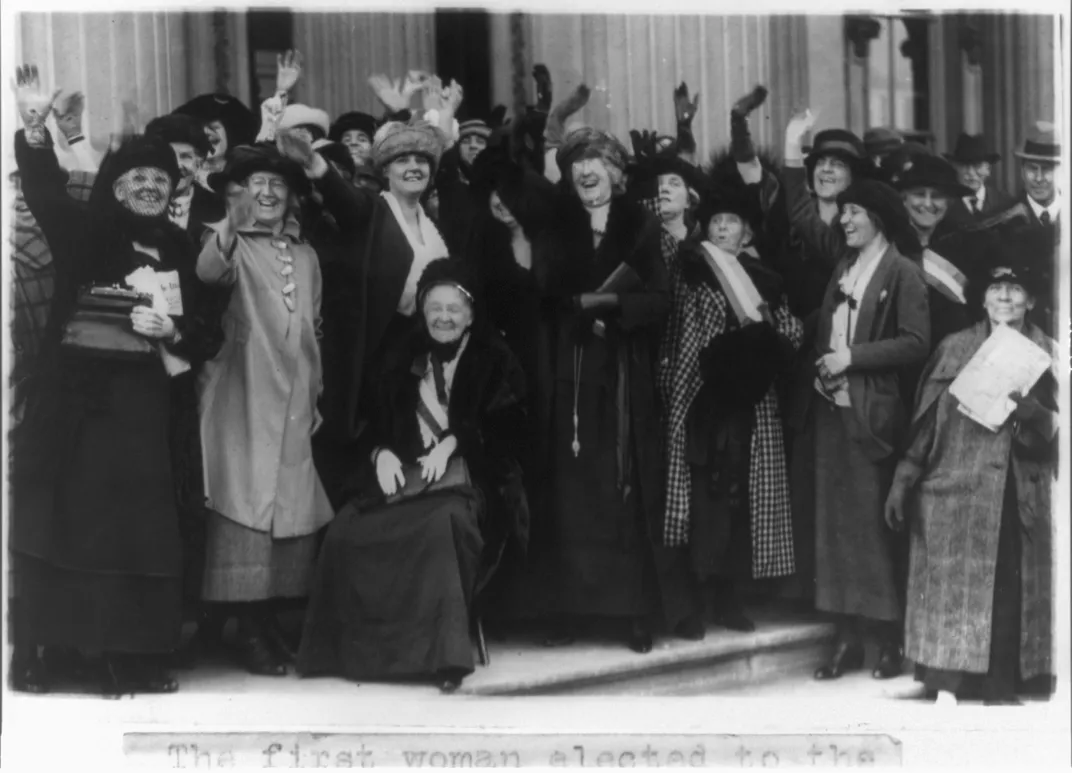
left=101, top=133, right=181, bottom=191
left=145, top=113, right=213, bottom=158
left=329, top=111, right=378, bottom=144
left=556, top=127, right=630, bottom=182
left=370, top=119, right=446, bottom=175
left=207, top=142, right=311, bottom=197
left=173, top=93, right=258, bottom=148
left=836, top=178, right=921, bottom=257
left=278, top=104, right=331, bottom=139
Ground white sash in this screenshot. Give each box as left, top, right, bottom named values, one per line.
left=699, top=241, right=767, bottom=325
left=922, top=248, right=967, bottom=305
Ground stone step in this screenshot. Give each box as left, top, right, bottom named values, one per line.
left=461, top=610, right=837, bottom=697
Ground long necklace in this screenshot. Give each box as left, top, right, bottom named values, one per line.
left=571, top=344, right=584, bottom=457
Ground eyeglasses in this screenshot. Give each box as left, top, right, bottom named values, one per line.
left=247, top=176, right=290, bottom=194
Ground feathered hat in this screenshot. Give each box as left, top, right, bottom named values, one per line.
left=173, top=93, right=258, bottom=148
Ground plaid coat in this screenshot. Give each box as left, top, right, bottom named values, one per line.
left=898, top=321, right=1056, bottom=678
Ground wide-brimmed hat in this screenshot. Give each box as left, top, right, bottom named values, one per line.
left=206, top=142, right=311, bottom=197
left=943, top=133, right=1001, bottom=165
left=329, top=111, right=378, bottom=144
left=370, top=119, right=446, bottom=174
left=880, top=141, right=933, bottom=187
left=893, top=154, right=974, bottom=198
left=805, top=128, right=870, bottom=182
left=173, top=93, right=258, bottom=148
left=278, top=104, right=331, bottom=139
left=864, top=127, right=904, bottom=158
left=145, top=113, right=213, bottom=158
left=836, top=178, right=921, bottom=257
left=1015, top=121, right=1061, bottom=164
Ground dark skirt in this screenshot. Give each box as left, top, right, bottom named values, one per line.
left=813, top=399, right=899, bottom=622
left=10, top=355, right=185, bottom=653
left=915, top=467, right=1023, bottom=699
left=296, top=487, right=484, bottom=681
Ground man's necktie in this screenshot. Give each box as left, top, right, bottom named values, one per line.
left=969, top=196, right=979, bottom=215
left=1041, top=211, right=1051, bottom=226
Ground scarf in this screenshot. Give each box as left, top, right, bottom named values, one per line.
left=416, top=332, right=470, bottom=449
left=383, top=191, right=450, bottom=317
left=659, top=246, right=803, bottom=578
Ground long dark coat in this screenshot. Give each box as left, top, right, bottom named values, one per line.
left=12, top=129, right=224, bottom=648
left=898, top=321, right=1056, bottom=678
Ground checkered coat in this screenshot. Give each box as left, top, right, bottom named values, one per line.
left=658, top=240, right=803, bottom=576
left=898, top=321, right=1056, bottom=678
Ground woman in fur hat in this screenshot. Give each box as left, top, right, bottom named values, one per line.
left=660, top=182, right=803, bottom=638
left=274, top=110, right=456, bottom=507
left=297, top=258, right=529, bottom=693
left=195, top=141, right=332, bottom=677
left=329, top=110, right=379, bottom=169
left=514, top=127, right=669, bottom=652
left=788, top=177, right=930, bottom=683
left=886, top=243, right=1056, bottom=705
left=11, top=72, right=224, bottom=694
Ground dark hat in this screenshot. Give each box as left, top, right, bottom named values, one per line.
left=627, top=130, right=706, bottom=195
left=880, top=141, right=933, bottom=187
left=893, top=153, right=974, bottom=198
left=145, top=113, right=213, bottom=157
left=943, top=133, right=1001, bottom=165
left=805, top=128, right=870, bottom=183
left=312, top=139, right=357, bottom=179
left=173, top=93, right=258, bottom=148
left=967, top=228, right=1045, bottom=304
left=329, top=111, right=378, bottom=144
left=695, top=182, right=763, bottom=235
left=458, top=105, right=508, bottom=142
left=556, top=128, right=630, bottom=181
left=863, top=127, right=904, bottom=157
left=836, top=178, right=921, bottom=257
left=469, top=143, right=556, bottom=235
left=1015, top=121, right=1061, bottom=164
left=417, top=257, right=477, bottom=309
left=101, top=133, right=181, bottom=190
left=206, top=142, right=311, bottom=197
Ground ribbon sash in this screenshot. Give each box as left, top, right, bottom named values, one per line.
left=921, top=249, right=967, bottom=305
left=699, top=241, right=767, bottom=326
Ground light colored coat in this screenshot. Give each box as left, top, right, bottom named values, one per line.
left=197, top=220, right=333, bottom=538
left=898, top=321, right=1056, bottom=678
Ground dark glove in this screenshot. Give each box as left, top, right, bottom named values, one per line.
left=533, top=64, right=552, bottom=113
left=1009, top=391, right=1046, bottom=425
left=573, top=293, right=620, bottom=313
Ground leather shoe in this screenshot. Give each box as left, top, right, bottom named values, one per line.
left=627, top=621, right=654, bottom=654
left=872, top=645, right=904, bottom=680
left=236, top=627, right=289, bottom=677
left=10, top=649, right=49, bottom=694
left=814, top=642, right=865, bottom=681
left=675, top=616, right=706, bottom=641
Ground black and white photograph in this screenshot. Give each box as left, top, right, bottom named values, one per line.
left=1, top=0, right=1068, bottom=767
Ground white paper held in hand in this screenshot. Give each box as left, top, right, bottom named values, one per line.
left=948, top=324, right=1052, bottom=432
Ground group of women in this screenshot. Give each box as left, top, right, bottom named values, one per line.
left=7, top=52, right=1057, bottom=704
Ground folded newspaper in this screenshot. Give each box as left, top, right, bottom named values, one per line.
left=948, top=324, right=1052, bottom=432
left=125, top=266, right=191, bottom=377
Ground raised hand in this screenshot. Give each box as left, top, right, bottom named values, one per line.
left=533, top=64, right=552, bottom=112
left=403, top=70, right=431, bottom=102
left=444, top=79, right=464, bottom=114
left=276, top=49, right=303, bottom=94
left=422, top=75, right=446, bottom=112
left=276, top=128, right=316, bottom=169
left=11, top=64, right=61, bottom=142
left=673, top=81, right=700, bottom=125
left=368, top=73, right=412, bottom=113
left=53, top=91, right=86, bottom=140
left=786, top=107, right=819, bottom=143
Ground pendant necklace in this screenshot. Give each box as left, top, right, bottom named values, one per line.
left=571, top=343, right=584, bottom=457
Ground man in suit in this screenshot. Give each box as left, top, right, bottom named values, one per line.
left=972, top=121, right=1062, bottom=335
left=942, top=133, right=1015, bottom=228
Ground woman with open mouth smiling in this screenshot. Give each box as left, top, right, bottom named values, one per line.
left=788, top=176, right=930, bottom=684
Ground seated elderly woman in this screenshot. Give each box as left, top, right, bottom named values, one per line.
left=296, top=258, right=529, bottom=693
left=885, top=238, right=1057, bottom=705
